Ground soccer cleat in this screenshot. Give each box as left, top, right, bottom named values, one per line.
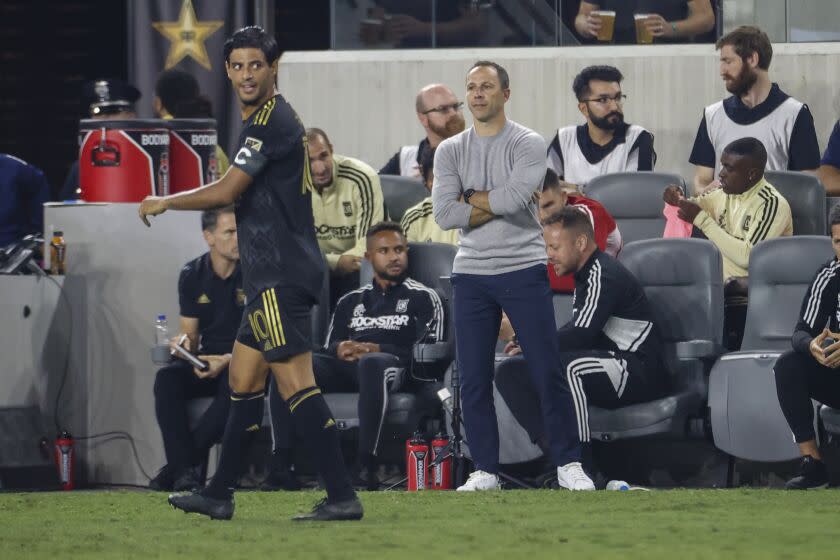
left=785, top=456, right=829, bottom=490
left=456, top=470, right=501, bottom=491
left=168, top=491, right=235, bottom=520
left=557, top=462, right=596, bottom=491
left=148, top=465, right=175, bottom=491
left=259, top=468, right=302, bottom=491
left=292, top=496, right=364, bottom=522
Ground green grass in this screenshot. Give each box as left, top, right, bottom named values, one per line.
left=1, top=489, right=839, bottom=559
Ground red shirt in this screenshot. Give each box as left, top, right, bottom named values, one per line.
left=548, top=195, right=617, bottom=293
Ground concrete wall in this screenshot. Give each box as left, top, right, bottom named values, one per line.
left=277, top=42, right=840, bottom=184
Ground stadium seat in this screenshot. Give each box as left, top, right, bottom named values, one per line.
left=584, top=238, right=724, bottom=441
left=585, top=172, right=686, bottom=245
left=708, top=236, right=830, bottom=462
left=764, top=170, right=826, bottom=236
left=326, top=242, right=457, bottom=461
left=379, top=174, right=429, bottom=222
left=827, top=197, right=840, bottom=230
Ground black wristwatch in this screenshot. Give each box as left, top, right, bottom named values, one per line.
left=463, top=188, right=476, bottom=204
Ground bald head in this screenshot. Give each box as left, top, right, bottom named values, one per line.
left=415, top=84, right=456, bottom=113
left=414, top=83, right=465, bottom=146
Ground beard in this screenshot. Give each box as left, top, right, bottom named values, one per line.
left=589, top=111, right=624, bottom=131
left=377, top=267, right=408, bottom=283
left=429, top=113, right=466, bottom=139
left=724, top=64, right=758, bottom=96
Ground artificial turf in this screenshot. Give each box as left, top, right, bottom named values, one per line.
left=1, top=488, right=838, bottom=559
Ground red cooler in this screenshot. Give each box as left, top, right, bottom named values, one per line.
left=168, top=118, right=219, bottom=193
left=78, top=119, right=170, bottom=202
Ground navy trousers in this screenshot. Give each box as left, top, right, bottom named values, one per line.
left=452, top=264, right=581, bottom=473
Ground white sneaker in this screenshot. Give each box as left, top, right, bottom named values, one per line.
left=456, top=470, right=501, bottom=491
left=557, top=462, right=595, bottom=491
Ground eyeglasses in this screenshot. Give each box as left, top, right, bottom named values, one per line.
left=421, top=102, right=464, bottom=115
left=581, top=94, right=627, bottom=106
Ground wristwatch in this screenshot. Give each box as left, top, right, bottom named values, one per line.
left=463, top=188, right=476, bottom=204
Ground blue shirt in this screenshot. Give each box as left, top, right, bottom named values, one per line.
left=0, top=154, right=50, bottom=248
left=821, top=121, right=840, bottom=168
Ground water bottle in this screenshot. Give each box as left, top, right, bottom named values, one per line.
left=155, top=315, right=169, bottom=346
left=437, top=388, right=454, bottom=416
left=606, top=480, right=630, bottom=491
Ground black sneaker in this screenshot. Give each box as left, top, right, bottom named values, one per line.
left=785, top=456, right=829, bottom=490
left=259, top=468, right=302, bottom=491
left=292, top=496, right=363, bottom=522
left=172, top=467, right=201, bottom=492
left=168, top=491, right=235, bottom=520
left=149, top=465, right=174, bottom=491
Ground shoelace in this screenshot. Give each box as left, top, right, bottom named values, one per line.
left=563, top=463, right=589, bottom=485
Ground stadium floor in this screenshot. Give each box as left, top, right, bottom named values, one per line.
left=1, top=488, right=838, bottom=559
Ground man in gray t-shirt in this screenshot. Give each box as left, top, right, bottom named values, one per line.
left=432, top=60, right=594, bottom=491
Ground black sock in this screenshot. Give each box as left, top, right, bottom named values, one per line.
left=270, top=447, right=293, bottom=472
left=202, top=390, right=263, bottom=500
left=288, top=386, right=355, bottom=502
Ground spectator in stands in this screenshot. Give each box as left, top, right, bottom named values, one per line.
left=362, top=1, right=484, bottom=48
left=689, top=26, right=820, bottom=195
left=265, top=222, right=443, bottom=490
left=774, top=205, right=840, bottom=490
left=400, top=148, right=459, bottom=245
left=60, top=79, right=141, bottom=201
left=495, top=207, right=667, bottom=472
left=149, top=206, right=243, bottom=492
left=546, top=65, right=655, bottom=191
left=153, top=69, right=230, bottom=179
left=0, top=154, right=50, bottom=248
left=575, top=0, right=715, bottom=44
left=817, top=121, right=840, bottom=195
left=308, top=127, right=385, bottom=308
left=380, top=84, right=466, bottom=178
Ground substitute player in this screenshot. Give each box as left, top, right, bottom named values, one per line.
left=139, top=26, right=361, bottom=522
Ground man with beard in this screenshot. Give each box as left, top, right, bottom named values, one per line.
left=266, top=222, right=443, bottom=490
left=308, top=127, right=385, bottom=308
left=546, top=65, right=655, bottom=191
left=381, top=84, right=466, bottom=178
left=689, top=26, right=819, bottom=195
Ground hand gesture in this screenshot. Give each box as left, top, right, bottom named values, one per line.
left=810, top=328, right=832, bottom=366
left=139, top=196, right=168, bottom=227
left=644, top=14, right=670, bottom=37
left=819, top=330, right=840, bottom=369
left=503, top=341, right=522, bottom=356
left=582, top=12, right=602, bottom=38
left=336, top=255, right=362, bottom=275
left=169, top=334, right=192, bottom=354
left=676, top=199, right=702, bottom=224
left=195, top=354, right=229, bottom=379
left=663, top=184, right=684, bottom=206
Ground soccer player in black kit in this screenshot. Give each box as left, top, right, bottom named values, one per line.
left=139, top=26, right=362, bottom=521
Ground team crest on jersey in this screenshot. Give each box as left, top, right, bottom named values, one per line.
left=244, top=137, right=263, bottom=152
left=235, top=289, right=246, bottom=306
left=342, top=202, right=353, bottom=217
left=742, top=215, right=752, bottom=231
left=396, top=299, right=409, bottom=313
left=353, top=303, right=366, bottom=317
left=197, top=294, right=210, bottom=304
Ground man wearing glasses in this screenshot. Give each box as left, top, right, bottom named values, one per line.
left=546, top=65, right=655, bottom=191
left=380, top=83, right=466, bottom=178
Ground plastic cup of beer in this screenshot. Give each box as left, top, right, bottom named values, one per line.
left=634, top=14, right=654, bottom=44
left=592, top=10, right=616, bottom=42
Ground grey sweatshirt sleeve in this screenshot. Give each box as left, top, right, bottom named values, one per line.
left=487, top=133, right=546, bottom=216
left=432, top=140, right=473, bottom=230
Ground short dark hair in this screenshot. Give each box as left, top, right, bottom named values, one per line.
left=172, top=95, right=214, bottom=118
left=723, top=137, right=768, bottom=169
left=829, top=204, right=840, bottom=230
left=305, top=127, right=332, bottom=148
left=572, top=65, right=623, bottom=101
left=201, top=205, right=235, bottom=232
left=469, top=60, right=510, bottom=90
left=155, top=69, right=199, bottom=115
left=366, top=221, right=405, bottom=242
left=541, top=206, right=594, bottom=240
left=223, top=26, right=280, bottom=65
left=716, top=26, right=773, bottom=70
left=543, top=168, right=561, bottom=193
left=420, top=147, right=436, bottom=182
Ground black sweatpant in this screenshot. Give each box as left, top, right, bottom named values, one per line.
left=775, top=350, right=840, bottom=442
left=269, top=351, right=403, bottom=458
left=495, top=350, right=666, bottom=444
left=153, top=363, right=230, bottom=472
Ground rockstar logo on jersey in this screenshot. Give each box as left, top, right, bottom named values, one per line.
left=396, top=299, right=409, bottom=313
left=342, top=201, right=353, bottom=217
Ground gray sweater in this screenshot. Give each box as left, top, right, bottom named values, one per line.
left=432, top=119, right=547, bottom=275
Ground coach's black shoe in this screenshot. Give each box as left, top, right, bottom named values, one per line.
left=172, top=467, right=201, bottom=492
left=292, top=496, right=363, bottom=522
left=785, top=456, right=829, bottom=490
left=259, top=467, right=302, bottom=491
left=168, top=491, right=235, bottom=520
left=149, top=465, right=175, bottom=491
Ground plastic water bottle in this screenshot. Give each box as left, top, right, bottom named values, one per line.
left=606, top=480, right=630, bottom=491
left=155, top=315, right=169, bottom=346
left=437, top=388, right=454, bottom=416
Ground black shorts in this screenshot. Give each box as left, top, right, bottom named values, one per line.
left=237, top=285, right=314, bottom=362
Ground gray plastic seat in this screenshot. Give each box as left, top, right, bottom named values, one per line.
left=585, top=172, right=686, bottom=245
left=709, top=236, right=831, bottom=461
left=379, top=174, right=429, bottom=222
left=764, top=170, right=826, bottom=236
left=583, top=238, right=724, bottom=441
